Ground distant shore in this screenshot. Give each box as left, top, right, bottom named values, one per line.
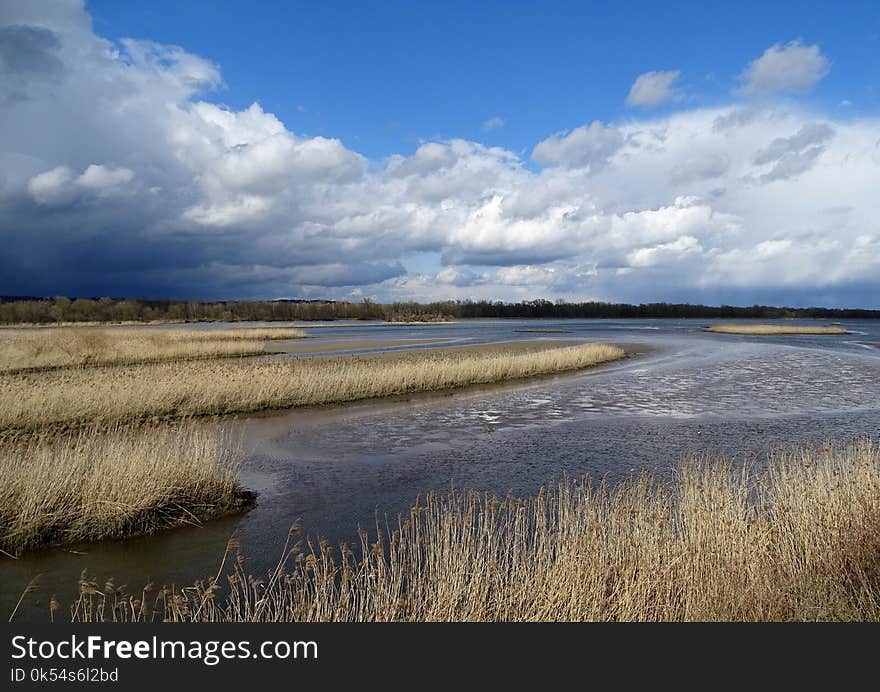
left=3, top=295, right=879, bottom=326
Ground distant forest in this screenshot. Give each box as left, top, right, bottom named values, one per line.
left=1, top=296, right=879, bottom=324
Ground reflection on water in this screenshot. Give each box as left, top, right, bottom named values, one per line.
left=3, top=318, right=880, bottom=620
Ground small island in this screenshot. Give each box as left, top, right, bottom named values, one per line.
left=706, top=323, right=849, bottom=335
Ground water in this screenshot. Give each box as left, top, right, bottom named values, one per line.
left=4, top=318, right=880, bottom=620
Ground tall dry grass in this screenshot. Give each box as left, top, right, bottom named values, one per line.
left=0, top=422, right=248, bottom=555
left=0, top=327, right=307, bottom=373
left=0, top=343, right=625, bottom=432
left=706, top=324, right=848, bottom=335
left=67, top=439, right=880, bottom=622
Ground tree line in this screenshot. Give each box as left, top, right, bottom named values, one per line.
left=1, top=296, right=878, bottom=325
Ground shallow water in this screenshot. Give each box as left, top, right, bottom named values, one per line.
left=4, top=318, right=880, bottom=620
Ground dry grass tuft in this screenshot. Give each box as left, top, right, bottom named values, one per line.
left=706, top=323, right=848, bottom=335
left=0, top=343, right=625, bottom=432
left=0, top=327, right=307, bottom=373
left=0, top=422, right=248, bottom=555
left=66, top=439, right=880, bottom=622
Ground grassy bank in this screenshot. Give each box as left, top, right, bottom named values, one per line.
left=0, top=422, right=248, bottom=555
left=64, top=439, right=880, bottom=622
left=0, top=343, right=625, bottom=432
left=706, top=323, right=848, bottom=335
left=0, top=327, right=307, bottom=373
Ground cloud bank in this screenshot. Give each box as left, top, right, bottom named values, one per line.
left=1, top=2, right=878, bottom=307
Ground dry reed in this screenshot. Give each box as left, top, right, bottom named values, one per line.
left=66, top=439, right=880, bottom=622
left=706, top=324, right=848, bottom=335
left=0, top=422, right=248, bottom=555
left=0, top=343, right=625, bottom=432
left=0, top=327, right=307, bottom=373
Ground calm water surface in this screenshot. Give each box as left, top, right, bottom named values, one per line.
left=4, top=318, right=880, bottom=619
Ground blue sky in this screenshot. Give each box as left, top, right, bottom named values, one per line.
left=2, top=0, right=880, bottom=306
left=86, top=0, right=880, bottom=159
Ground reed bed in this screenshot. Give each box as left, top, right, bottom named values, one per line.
left=64, top=439, right=880, bottom=622
left=0, top=343, right=625, bottom=432
left=0, top=326, right=307, bottom=373
left=0, top=422, right=248, bottom=555
left=706, top=323, right=848, bottom=335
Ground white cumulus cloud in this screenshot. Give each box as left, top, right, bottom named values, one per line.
left=626, top=70, right=682, bottom=108
left=736, top=41, right=830, bottom=97
left=531, top=121, right=624, bottom=171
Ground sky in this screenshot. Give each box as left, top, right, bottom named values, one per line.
left=1, top=0, right=880, bottom=307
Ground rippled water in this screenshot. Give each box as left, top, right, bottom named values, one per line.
left=4, top=318, right=880, bottom=620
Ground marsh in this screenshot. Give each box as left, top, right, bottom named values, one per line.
left=2, top=317, right=880, bottom=620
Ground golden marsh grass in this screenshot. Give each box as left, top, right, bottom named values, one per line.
left=65, top=439, right=880, bottom=622
left=0, top=422, right=248, bottom=555
left=706, top=323, right=848, bottom=335
left=0, top=343, right=625, bottom=432
left=0, top=326, right=307, bottom=373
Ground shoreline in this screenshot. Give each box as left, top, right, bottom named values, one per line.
left=4, top=314, right=878, bottom=330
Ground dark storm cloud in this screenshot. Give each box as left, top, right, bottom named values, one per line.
left=0, top=25, right=62, bottom=103
left=0, top=25, right=61, bottom=74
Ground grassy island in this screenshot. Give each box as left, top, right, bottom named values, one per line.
left=0, top=326, right=307, bottom=373
left=706, top=324, right=848, bottom=335
left=0, top=342, right=625, bottom=433
left=0, top=422, right=248, bottom=555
